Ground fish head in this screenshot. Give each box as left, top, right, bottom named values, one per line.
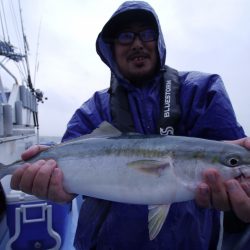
left=217, top=146, right=250, bottom=179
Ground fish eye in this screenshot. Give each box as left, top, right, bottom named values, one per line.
left=224, top=155, right=241, bottom=167
left=228, top=158, right=239, bottom=166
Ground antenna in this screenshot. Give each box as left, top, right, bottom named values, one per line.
left=33, top=17, right=42, bottom=86
left=17, top=0, right=47, bottom=103
left=18, top=0, right=33, bottom=92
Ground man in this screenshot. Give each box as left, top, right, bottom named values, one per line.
left=11, top=1, right=250, bottom=250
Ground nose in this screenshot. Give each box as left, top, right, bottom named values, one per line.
left=131, top=35, right=143, bottom=50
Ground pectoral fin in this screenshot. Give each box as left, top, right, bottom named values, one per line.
left=148, top=204, right=171, bottom=240
left=127, top=159, right=171, bottom=176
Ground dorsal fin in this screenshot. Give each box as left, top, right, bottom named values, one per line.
left=88, top=121, right=122, bottom=138
left=60, top=121, right=122, bottom=146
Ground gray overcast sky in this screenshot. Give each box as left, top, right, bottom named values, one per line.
left=2, top=0, right=250, bottom=136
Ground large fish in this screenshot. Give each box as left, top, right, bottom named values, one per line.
left=1, top=122, right=250, bottom=240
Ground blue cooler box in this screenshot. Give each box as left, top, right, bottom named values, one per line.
left=5, top=190, right=70, bottom=250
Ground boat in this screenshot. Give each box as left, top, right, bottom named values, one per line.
left=1, top=2, right=249, bottom=250
left=0, top=2, right=78, bottom=249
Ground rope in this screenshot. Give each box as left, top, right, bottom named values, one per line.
left=0, top=0, right=10, bottom=41
left=9, top=0, right=24, bottom=55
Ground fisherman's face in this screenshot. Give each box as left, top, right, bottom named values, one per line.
left=114, top=22, right=158, bottom=86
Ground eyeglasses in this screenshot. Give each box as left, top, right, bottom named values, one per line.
left=116, top=29, right=158, bottom=45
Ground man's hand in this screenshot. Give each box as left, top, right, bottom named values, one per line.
left=11, top=145, right=74, bottom=203
left=195, top=137, right=250, bottom=223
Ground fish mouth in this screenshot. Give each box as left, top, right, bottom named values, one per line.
left=236, top=166, right=250, bottom=180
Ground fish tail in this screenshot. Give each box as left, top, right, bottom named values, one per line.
left=0, top=159, right=23, bottom=180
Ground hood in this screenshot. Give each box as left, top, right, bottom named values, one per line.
left=96, top=1, right=166, bottom=83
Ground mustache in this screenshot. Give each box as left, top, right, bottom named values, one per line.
left=127, top=51, right=149, bottom=60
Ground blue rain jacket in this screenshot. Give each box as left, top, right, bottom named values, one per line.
left=62, top=1, right=245, bottom=250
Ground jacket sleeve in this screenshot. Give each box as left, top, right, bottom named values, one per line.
left=179, top=71, right=248, bottom=233
left=178, top=71, right=245, bottom=140
left=61, top=89, right=111, bottom=141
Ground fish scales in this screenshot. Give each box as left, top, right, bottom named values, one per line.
left=1, top=122, right=250, bottom=240
left=2, top=132, right=248, bottom=203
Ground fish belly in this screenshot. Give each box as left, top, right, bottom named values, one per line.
left=58, top=155, right=195, bottom=205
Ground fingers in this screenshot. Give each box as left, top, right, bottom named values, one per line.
left=195, top=183, right=210, bottom=208
left=225, top=179, right=250, bottom=223
left=196, top=168, right=250, bottom=223
left=21, top=145, right=50, bottom=161
left=241, top=179, right=250, bottom=196
left=11, top=163, right=31, bottom=190
left=195, top=137, right=250, bottom=220
left=11, top=159, right=56, bottom=198
left=47, top=168, right=75, bottom=203
left=31, top=160, right=57, bottom=199
left=11, top=160, right=46, bottom=193
left=203, top=169, right=230, bottom=211
left=224, top=137, right=250, bottom=149
left=11, top=159, right=74, bottom=203
left=195, top=169, right=230, bottom=211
